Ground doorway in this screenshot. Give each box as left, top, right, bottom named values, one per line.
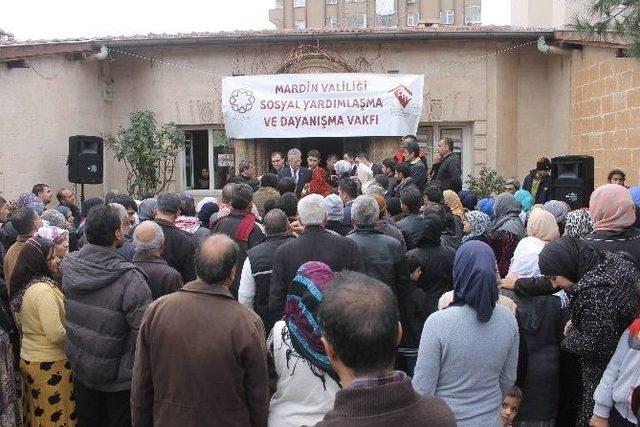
left=254, top=137, right=372, bottom=170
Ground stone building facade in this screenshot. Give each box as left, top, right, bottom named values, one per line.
left=0, top=27, right=630, bottom=200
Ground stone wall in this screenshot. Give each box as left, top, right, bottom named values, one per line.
left=570, top=45, right=640, bottom=185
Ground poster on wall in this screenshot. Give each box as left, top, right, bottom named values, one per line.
left=221, top=73, right=424, bottom=139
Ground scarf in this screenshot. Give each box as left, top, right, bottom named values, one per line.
left=514, top=189, right=534, bottom=213
left=443, top=190, right=465, bottom=220
left=508, top=236, right=546, bottom=278
left=41, top=210, right=68, bottom=230
left=527, top=208, right=560, bottom=242
left=478, top=198, right=496, bottom=221
left=9, top=237, right=54, bottom=306
left=538, top=235, right=605, bottom=283
left=174, top=216, right=202, bottom=234
left=283, top=261, right=337, bottom=381
left=138, top=198, right=158, bottom=221
left=630, top=187, right=640, bottom=208
left=463, top=211, right=491, bottom=243
left=458, top=190, right=478, bottom=211
left=590, top=184, right=636, bottom=231
left=197, top=202, right=219, bottom=226
left=235, top=210, right=257, bottom=243
left=491, top=192, right=525, bottom=237
left=564, top=209, right=594, bottom=238
left=451, top=241, right=499, bottom=323
left=544, top=200, right=570, bottom=224
left=333, top=160, right=352, bottom=177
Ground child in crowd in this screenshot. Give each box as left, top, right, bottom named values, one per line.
left=501, top=386, right=522, bottom=427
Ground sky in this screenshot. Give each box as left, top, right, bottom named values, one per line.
left=0, top=0, right=276, bottom=40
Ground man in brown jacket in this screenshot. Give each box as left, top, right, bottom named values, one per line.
left=131, top=234, right=268, bottom=427
left=313, top=271, right=456, bottom=427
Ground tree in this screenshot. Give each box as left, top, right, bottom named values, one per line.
left=465, top=167, right=505, bottom=199
left=573, top=0, right=640, bottom=58
left=107, top=110, right=186, bottom=198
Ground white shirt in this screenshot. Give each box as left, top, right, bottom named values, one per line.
left=238, top=258, right=256, bottom=310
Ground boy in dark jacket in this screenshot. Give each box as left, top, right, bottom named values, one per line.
left=522, top=157, right=552, bottom=204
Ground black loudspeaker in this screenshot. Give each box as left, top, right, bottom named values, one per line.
left=551, top=155, right=594, bottom=209
left=67, top=136, right=104, bottom=184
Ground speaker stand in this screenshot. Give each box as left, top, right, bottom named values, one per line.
left=80, top=183, right=85, bottom=204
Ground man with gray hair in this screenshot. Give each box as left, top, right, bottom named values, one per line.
left=133, top=220, right=183, bottom=299
left=239, top=208, right=294, bottom=332
left=277, top=148, right=312, bottom=197
left=348, top=195, right=409, bottom=298
left=268, top=194, right=360, bottom=323
left=154, top=193, right=197, bottom=283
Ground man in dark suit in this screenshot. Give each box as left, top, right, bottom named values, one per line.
left=277, top=148, right=312, bottom=197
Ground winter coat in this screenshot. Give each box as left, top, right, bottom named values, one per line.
left=434, top=153, right=462, bottom=193
left=397, top=214, right=425, bottom=251
left=131, top=280, right=268, bottom=427
left=268, top=226, right=359, bottom=325
left=583, top=227, right=640, bottom=268
left=347, top=227, right=409, bottom=297
left=154, top=218, right=197, bottom=284
left=61, top=244, right=152, bottom=392
left=133, top=251, right=183, bottom=300
left=522, top=171, right=552, bottom=204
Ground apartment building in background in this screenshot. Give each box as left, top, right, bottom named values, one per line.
left=269, top=0, right=483, bottom=30
left=269, top=0, right=590, bottom=29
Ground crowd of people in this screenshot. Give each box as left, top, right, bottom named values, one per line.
left=0, top=134, right=639, bottom=427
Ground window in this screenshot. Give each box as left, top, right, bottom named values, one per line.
left=406, top=12, right=419, bottom=27
left=182, top=130, right=235, bottom=191
left=295, top=19, right=306, bottom=29
left=274, top=0, right=283, bottom=9
left=440, top=9, right=454, bottom=24
left=345, top=13, right=367, bottom=28
left=293, top=0, right=305, bottom=7
left=325, top=17, right=337, bottom=28
left=417, top=125, right=471, bottom=180
left=183, top=130, right=209, bottom=190
left=465, top=5, right=481, bottom=24
left=326, top=0, right=337, bottom=4
left=407, top=0, right=416, bottom=3
left=345, top=0, right=366, bottom=2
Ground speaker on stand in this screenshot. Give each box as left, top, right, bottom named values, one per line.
left=67, top=135, right=104, bottom=203
left=550, top=155, right=595, bottom=210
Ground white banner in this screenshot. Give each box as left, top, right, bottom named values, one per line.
left=221, top=73, right=424, bottom=139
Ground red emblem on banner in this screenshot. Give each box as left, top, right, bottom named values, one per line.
left=390, top=85, right=413, bottom=108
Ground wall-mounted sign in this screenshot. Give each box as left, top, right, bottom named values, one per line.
left=222, top=73, right=424, bottom=139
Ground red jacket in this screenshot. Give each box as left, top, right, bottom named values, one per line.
left=309, top=167, right=333, bottom=197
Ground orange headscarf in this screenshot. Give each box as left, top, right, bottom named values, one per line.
left=526, top=207, right=560, bottom=242
left=589, top=184, right=636, bottom=231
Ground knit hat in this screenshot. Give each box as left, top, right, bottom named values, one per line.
left=41, top=209, right=68, bottom=230
left=536, top=158, right=552, bottom=171
left=324, top=194, right=343, bottom=221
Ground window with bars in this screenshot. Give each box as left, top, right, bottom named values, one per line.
left=293, top=0, right=305, bottom=8
left=465, top=5, right=481, bottom=24
left=294, top=19, right=306, bottom=29
left=325, top=17, right=337, bottom=28
left=274, top=0, right=283, bottom=9
left=440, top=9, right=454, bottom=24
left=325, top=0, right=337, bottom=4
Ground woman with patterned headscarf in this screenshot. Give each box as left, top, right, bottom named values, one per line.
left=564, top=209, right=594, bottom=239
left=583, top=184, right=640, bottom=265
left=463, top=211, right=491, bottom=243
left=268, top=261, right=340, bottom=427
left=544, top=200, right=571, bottom=235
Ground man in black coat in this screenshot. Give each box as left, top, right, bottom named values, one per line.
left=277, top=148, right=312, bottom=197
left=211, top=184, right=265, bottom=297
left=154, top=193, right=197, bottom=283
left=238, top=208, right=294, bottom=332
left=434, top=137, right=462, bottom=193
left=522, top=157, right=553, bottom=204
left=347, top=195, right=409, bottom=299
left=230, top=160, right=259, bottom=192
left=401, top=136, right=427, bottom=192
left=268, top=194, right=360, bottom=324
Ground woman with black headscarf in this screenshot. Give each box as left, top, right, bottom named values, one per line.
left=539, top=236, right=640, bottom=427
left=10, top=235, right=76, bottom=426
left=413, top=241, right=519, bottom=427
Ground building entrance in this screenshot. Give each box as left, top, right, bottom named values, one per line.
left=254, top=137, right=372, bottom=170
